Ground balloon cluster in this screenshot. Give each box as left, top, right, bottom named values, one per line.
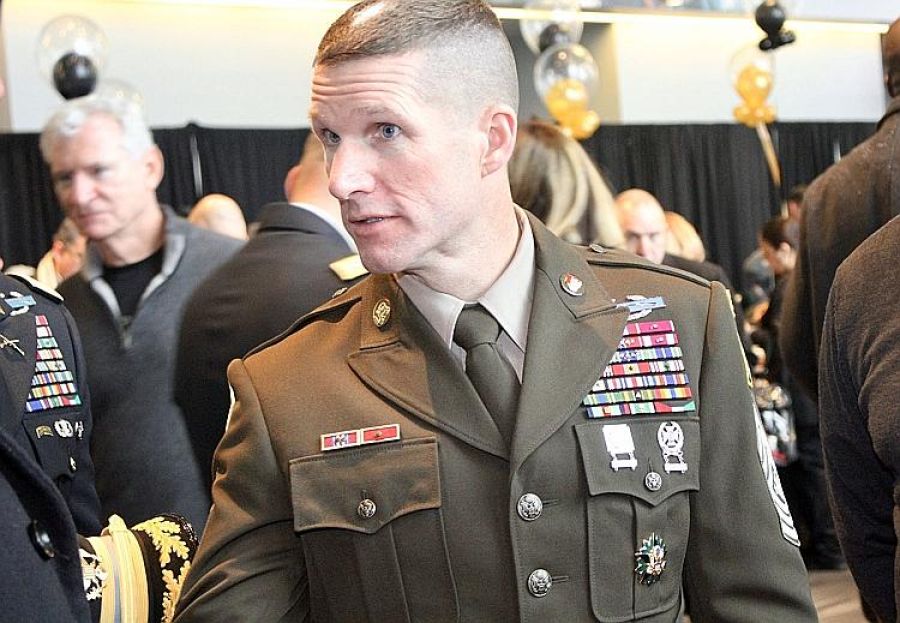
left=37, top=15, right=108, bottom=99
left=35, top=15, right=145, bottom=112
left=521, top=0, right=600, bottom=140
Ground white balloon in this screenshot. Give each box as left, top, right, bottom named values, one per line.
left=35, top=15, right=108, bottom=83
left=93, top=78, right=145, bottom=111
left=533, top=42, right=600, bottom=101
left=519, top=0, right=584, bottom=56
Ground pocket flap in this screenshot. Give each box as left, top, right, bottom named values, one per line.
left=575, top=418, right=700, bottom=506
left=289, top=437, right=440, bottom=534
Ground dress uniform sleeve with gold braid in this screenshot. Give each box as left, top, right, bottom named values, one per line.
left=78, top=513, right=198, bottom=623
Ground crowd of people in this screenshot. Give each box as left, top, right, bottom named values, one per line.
left=0, top=1, right=898, bottom=621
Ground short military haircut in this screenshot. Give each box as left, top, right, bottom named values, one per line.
left=40, top=94, right=154, bottom=163
left=315, top=0, right=518, bottom=115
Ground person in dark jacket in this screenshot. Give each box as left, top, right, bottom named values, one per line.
left=175, top=134, right=366, bottom=488
left=780, top=18, right=900, bottom=400
left=820, top=213, right=900, bottom=623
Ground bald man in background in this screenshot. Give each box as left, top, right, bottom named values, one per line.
left=188, top=193, right=248, bottom=241
left=615, top=189, right=753, bottom=361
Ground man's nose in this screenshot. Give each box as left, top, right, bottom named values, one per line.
left=328, top=143, right=375, bottom=201
left=68, top=172, right=96, bottom=207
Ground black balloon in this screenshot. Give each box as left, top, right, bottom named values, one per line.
left=538, top=23, right=573, bottom=53
left=52, top=52, right=97, bottom=99
left=754, top=1, right=795, bottom=51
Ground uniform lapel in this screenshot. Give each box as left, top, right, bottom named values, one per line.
left=511, top=217, right=629, bottom=471
left=0, top=309, right=37, bottom=432
left=347, top=275, right=508, bottom=459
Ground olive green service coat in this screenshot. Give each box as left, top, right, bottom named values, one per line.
left=174, top=217, right=816, bottom=622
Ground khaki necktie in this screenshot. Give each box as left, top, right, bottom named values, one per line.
left=454, top=304, right=520, bottom=445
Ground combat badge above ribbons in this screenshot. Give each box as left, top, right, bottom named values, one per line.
left=583, top=305, right=696, bottom=419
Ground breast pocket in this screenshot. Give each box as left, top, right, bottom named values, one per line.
left=576, top=418, right=700, bottom=622
left=22, top=411, right=82, bottom=481
left=289, top=436, right=458, bottom=623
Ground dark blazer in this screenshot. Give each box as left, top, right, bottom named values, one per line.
left=662, top=252, right=731, bottom=286
left=175, top=216, right=815, bottom=622
left=0, top=273, right=101, bottom=536
left=662, top=253, right=754, bottom=361
left=175, top=203, right=365, bottom=488
left=819, top=214, right=900, bottom=623
left=781, top=96, right=900, bottom=399
left=0, top=407, right=91, bottom=622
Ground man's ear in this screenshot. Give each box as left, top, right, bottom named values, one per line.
left=480, top=105, right=517, bottom=178
left=143, top=145, right=165, bottom=190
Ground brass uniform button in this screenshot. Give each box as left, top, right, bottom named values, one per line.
left=29, top=520, right=56, bottom=559
left=357, top=498, right=377, bottom=519
left=527, top=568, right=552, bottom=598
left=516, top=493, right=543, bottom=521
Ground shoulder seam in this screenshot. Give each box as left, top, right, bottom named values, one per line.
left=585, top=253, right=711, bottom=288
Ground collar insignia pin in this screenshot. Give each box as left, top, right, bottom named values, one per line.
left=560, top=273, right=584, bottom=297
left=372, top=298, right=391, bottom=328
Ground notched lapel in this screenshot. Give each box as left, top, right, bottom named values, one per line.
left=0, top=311, right=38, bottom=432
left=511, top=218, right=628, bottom=469
left=347, top=276, right=508, bottom=458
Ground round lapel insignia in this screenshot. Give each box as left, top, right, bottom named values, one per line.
left=559, top=273, right=584, bottom=297
left=372, top=299, right=392, bottom=328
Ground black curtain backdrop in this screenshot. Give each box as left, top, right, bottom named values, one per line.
left=194, top=126, right=308, bottom=224
left=0, top=122, right=873, bottom=292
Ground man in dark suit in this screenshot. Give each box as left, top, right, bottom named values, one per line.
left=175, top=134, right=366, bottom=487
left=614, top=188, right=754, bottom=359
left=780, top=17, right=900, bottom=400
left=1, top=272, right=101, bottom=536
left=174, top=1, right=815, bottom=620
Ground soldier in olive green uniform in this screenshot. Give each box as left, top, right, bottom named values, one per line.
left=174, top=1, right=816, bottom=621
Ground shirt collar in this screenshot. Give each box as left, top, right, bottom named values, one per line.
left=83, top=205, right=184, bottom=280
left=398, top=208, right=535, bottom=351
left=289, top=202, right=356, bottom=252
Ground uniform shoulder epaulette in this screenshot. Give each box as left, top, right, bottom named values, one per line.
left=5, top=274, right=64, bottom=303
left=583, top=244, right=711, bottom=288
left=329, top=254, right=369, bottom=281
left=244, top=286, right=363, bottom=358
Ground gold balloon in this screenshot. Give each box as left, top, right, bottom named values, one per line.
left=544, top=78, right=589, bottom=124
left=735, top=64, right=773, bottom=109
left=566, top=109, right=601, bottom=139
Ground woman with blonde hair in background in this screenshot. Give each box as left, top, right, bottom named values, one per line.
left=509, top=119, right=624, bottom=247
left=665, top=210, right=707, bottom=262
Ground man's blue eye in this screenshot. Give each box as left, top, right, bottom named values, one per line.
left=380, top=124, right=400, bottom=140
